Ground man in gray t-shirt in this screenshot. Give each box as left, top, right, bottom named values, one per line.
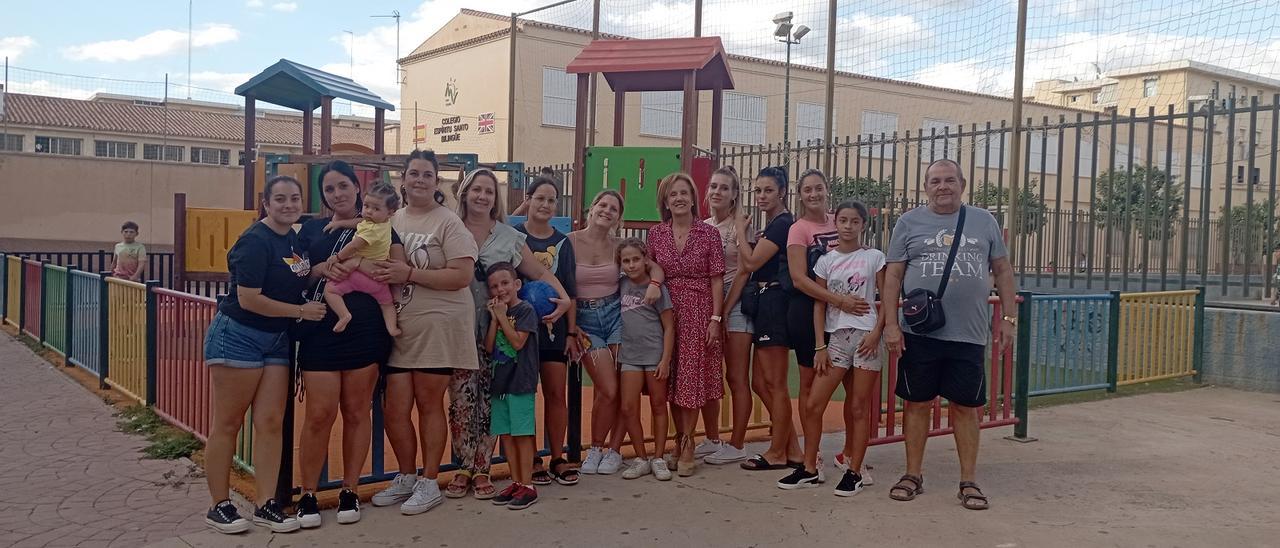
left=618, top=278, right=673, bottom=368
left=881, top=159, right=1019, bottom=511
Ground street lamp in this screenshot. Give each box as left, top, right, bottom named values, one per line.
left=773, top=12, right=809, bottom=149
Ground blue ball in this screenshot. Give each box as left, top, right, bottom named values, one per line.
left=519, top=280, right=558, bottom=318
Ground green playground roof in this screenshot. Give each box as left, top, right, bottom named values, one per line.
left=234, top=59, right=395, bottom=112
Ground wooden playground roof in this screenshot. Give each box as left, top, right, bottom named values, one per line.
left=566, top=37, right=735, bottom=92
left=234, top=59, right=395, bottom=112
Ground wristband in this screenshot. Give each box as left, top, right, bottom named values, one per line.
left=710, top=315, right=722, bottom=322
left=649, top=280, right=661, bottom=287
left=814, top=344, right=828, bottom=352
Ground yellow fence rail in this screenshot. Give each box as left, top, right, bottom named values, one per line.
left=106, top=278, right=149, bottom=403
left=1116, top=289, right=1202, bottom=385
left=5, top=256, right=20, bottom=328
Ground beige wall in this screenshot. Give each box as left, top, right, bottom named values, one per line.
left=0, top=152, right=242, bottom=247
left=398, top=37, right=508, bottom=161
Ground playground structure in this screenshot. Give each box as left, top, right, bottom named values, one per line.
left=565, top=37, right=734, bottom=227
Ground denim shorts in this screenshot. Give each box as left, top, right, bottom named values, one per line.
left=725, top=289, right=754, bottom=334
left=204, top=312, right=292, bottom=369
left=576, top=293, right=622, bottom=349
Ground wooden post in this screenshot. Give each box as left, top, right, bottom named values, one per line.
left=613, top=90, right=626, bottom=146
left=320, top=96, right=333, bottom=155
left=680, top=70, right=698, bottom=174
left=302, top=106, right=314, bottom=155
left=710, top=85, right=724, bottom=166
left=174, top=193, right=186, bottom=292
left=243, top=95, right=256, bottom=210
left=374, top=108, right=386, bottom=154
left=572, top=73, right=591, bottom=229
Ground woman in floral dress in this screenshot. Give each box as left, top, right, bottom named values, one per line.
left=646, top=173, right=725, bottom=477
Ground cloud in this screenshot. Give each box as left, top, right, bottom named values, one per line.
left=0, top=36, right=36, bottom=63
left=189, top=71, right=256, bottom=92
left=271, top=2, right=298, bottom=13
left=8, top=79, right=104, bottom=100
left=63, top=24, right=239, bottom=62
left=246, top=0, right=264, bottom=7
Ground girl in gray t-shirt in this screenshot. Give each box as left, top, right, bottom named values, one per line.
left=615, top=239, right=676, bottom=481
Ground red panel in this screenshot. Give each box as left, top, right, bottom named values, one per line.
left=691, top=156, right=713, bottom=215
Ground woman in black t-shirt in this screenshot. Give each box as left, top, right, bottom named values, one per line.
left=733, top=166, right=803, bottom=471
left=293, top=161, right=404, bottom=527
left=202, top=176, right=325, bottom=535
left=514, top=175, right=580, bottom=486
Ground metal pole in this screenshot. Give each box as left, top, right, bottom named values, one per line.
left=1007, top=0, right=1028, bottom=265
left=694, top=0, right=703, bottom=36
left=187, top=0, right=193, bottom=99
left=588, top=0, right=600, bottom=147
left=783, top=39, right=792, bottom=155
left=823, top=0, right=836, bottom=174
left=507, top=13, right=518, bottom=161
left=1012, top=290, right=1032, bottom=439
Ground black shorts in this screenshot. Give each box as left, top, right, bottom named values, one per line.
left=382, top=365, right=453, bottom=376
left=751, top=286, right=791, bottom=348
left=787, top=295, right=817, bottom=367
left=894, top=334, right=987, bottom=407
left=539, top=349, right=569, bottom=364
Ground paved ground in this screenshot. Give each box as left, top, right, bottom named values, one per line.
left=0, top=334, right=209, bottom=548
left=153, top=385, right=1280, bottom=547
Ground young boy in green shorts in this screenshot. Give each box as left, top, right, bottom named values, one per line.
left=483, top=262, right=541, bottom=510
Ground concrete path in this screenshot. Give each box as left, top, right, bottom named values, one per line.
left=152, top=384, right=1280, bottom=547
left=0, top=334, right=209, bottom=548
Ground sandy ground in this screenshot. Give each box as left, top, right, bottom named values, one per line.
left=150, top=386, right=1280, bottom=548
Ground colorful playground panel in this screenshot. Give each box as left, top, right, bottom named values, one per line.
left=583, top=147, right=681, bottom=223
left=184, top=208, right=257, bottom=274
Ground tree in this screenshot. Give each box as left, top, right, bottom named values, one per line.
left=828, top=176, right=895, bottom=208
left=1221, top=200, right=1278, bottom=265
left=971, top=180, right=1047, bottom=235
left=1093, top=165, right=1182, bottom=240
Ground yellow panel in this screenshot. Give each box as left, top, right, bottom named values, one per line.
left=185, top=208, right=257, bottom=274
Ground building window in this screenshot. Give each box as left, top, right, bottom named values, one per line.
left=1069, top=95, right=1079, bottom=103
left=541, top=67, right=576, bottom=128
left=721, top=92, right=766, bottom=145
left=1092, top=91, right=1102, bottom=104
left=144, top=144, right=184, bottom=162
left=1211, top=81, right=1220, bottom=100
left=921, top=118, right=958, bottom=160
left=860, top=110, right=898, bottom=159
left=1188, top=153, right=1205, bottom=188
left=94, top=140, right=136, bottom=159
left=640, top=91, right=683, bottom=139
left=35, top=136, right=82, bottom=156
left=796, top=102, right=835, bottom=144
left=1146, top=80, right=1161, bottom=97
left=0, top=133, right=22, bottom=152
left=191, top=147, right=230, bottom=165
left=1110, top=144, right=1141, bottom=171
left=1027, top=130, right=1060, bottom=175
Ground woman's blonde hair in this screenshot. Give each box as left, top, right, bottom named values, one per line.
left=587, top=189, right=625, bottom=230
left=711, top=165, right=741, bottom=216
left=657, top=172, right=700, bottom=222
left=456, top=168, right=505, bottom=223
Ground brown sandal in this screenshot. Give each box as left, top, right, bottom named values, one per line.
left=957, top=481, right=989, bottom=510
left=444, top=472, right=471, bottom=499
left=889, top=474, right=924, bottom=501
left=472, top=474, right=497, bottom=500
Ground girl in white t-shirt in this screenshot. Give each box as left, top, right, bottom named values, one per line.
left=777, top=200, right=886, bottom=497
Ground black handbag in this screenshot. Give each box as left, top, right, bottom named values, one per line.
left=901, top=206, right=966, bottom=334
left=740, top=282, right=762, bottom=317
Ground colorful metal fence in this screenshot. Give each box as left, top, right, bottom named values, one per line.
left=3, top=255, right=18, bottom=328
left=105, top=278, right=148, bottom=403
left=153, top=288, right=216, bottom=440
left=41, top=265, right=69, bottom=355
left=67, top=270, right=105, bottom=380
left=1117, top=289, right=1204, bottom=385
left=1020, top=292, right=1118, bottom=396
left=22, top=260, right=42, bottom=340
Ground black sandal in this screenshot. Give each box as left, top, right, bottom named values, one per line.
left=957, top=481, right=989, bottom=510
left=740, top=454, right=792, bottom=471
left=531, top=457, right=552, bottom=486
left=548, top=457, right=579, bottom=486
left=889, top=474, right=924, bottom=501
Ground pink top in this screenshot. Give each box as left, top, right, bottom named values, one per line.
left=576, top=263, right=620, bottom=299
left=787, top=213, right=839, bottom=251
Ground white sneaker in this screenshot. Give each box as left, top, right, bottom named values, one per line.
left=371, top=473, right=417, bottom=507
left=621, top=457, right=651, bottom=479
left=693, top=438, right=724, bottom=458
left=597, top=450, right=624, bottom=475
left=580, top=447, right=604, bottom=474
left=703, top=443, right=748, bottom=465
left=400, top=478, right=443, bottom=515
left=833, top=453, right=874, bottom=486
left=651, top=458, right=673, bottom=481
left=816, top=453, right=826, bottom=483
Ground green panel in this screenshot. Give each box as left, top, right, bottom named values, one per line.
left=309, top=164, right=322, bottom=213
left=583, top=147, right=682, bottom=223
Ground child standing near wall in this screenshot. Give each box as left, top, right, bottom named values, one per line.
left=615, top=239, right=675, bottom=481
left=111, top=221, right=148, bottom=282
left=484, top=262, right=542, bottom=510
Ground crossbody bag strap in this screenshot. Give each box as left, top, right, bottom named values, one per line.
left=935, top=205, right=967, bottom=299
left=308, top=227, right=354, bottom=303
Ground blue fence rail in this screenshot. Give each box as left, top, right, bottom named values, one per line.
left=1022, top=292, right=1119, bottom=396
left=68, top=269, right=106, bottom=384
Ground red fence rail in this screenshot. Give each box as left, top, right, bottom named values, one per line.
left=22, top=260, right=42, bottom=340
left=152, top=287, right=216, bottom=441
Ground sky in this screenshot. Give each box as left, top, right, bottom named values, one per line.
left=1, top=0, right=1275, bottom=119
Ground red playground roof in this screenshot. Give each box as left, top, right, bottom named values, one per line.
left=566, top=37, right=735, bottom=92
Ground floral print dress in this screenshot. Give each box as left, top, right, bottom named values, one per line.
left=647, top=220, right=726, bottom=409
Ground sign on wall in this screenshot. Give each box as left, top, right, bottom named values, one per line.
left=413, top=124, right=427, bottom=144
left=435, top=116, right=470, bottom=143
